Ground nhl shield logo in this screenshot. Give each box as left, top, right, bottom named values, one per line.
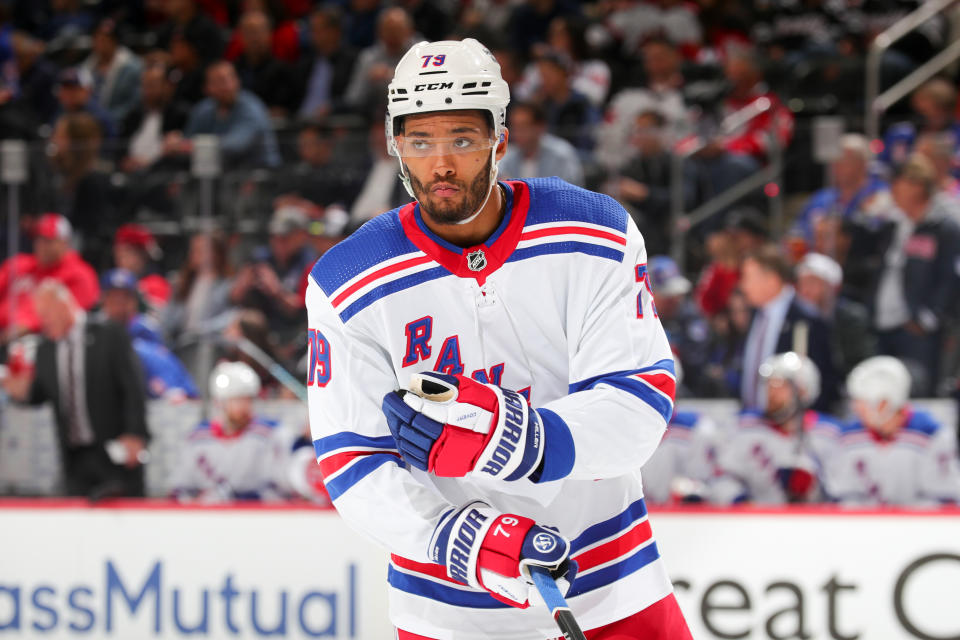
left=466, top=249, right=487, bottom=272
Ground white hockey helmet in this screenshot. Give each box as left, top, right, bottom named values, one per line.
left=209, top=361, right=261, bottom=401
left=846, top=356, right=911, bottom=423
left=386, top=38, right=509, bottom=200
left=758, top=352, right=821, bottom=408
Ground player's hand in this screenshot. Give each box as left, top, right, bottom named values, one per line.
left=429, top=501, right=577, bottom=608
left=382, top=372, right=543, bottom=480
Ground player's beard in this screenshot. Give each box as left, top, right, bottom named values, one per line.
left=407, top=156, right=492, bottom=225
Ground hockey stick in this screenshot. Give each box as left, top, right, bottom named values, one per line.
left=529, top=566, right=587, bottom=640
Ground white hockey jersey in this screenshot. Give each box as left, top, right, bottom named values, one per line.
left=708, top=409, right=841, bottom=504
left=305, top=178, right=677, bottom=638
left=641, top=409, right=720, bottom=504
left=169, top=418, right=286, bottom=501
left=822, top=409, right=960, bottom=506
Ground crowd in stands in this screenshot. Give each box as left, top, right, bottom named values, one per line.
left=0, top=0, right=959, bottom=505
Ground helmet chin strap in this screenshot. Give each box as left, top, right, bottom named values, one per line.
left=398, top=143, right=501, bottom=226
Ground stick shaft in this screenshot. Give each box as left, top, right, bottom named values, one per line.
left=529, top=566, right=587, bottom=640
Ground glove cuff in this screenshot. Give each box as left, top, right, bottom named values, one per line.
left=472, top=388, right=544, bottom=481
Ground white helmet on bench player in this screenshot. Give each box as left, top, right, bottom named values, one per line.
left=386, top=38, right=509, bottom=216
left=209, top=361, right=261, bottom=401
left=846, top=356, right=911, bottom=424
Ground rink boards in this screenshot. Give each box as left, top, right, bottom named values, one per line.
left=0, top=501, right=957, bottom=640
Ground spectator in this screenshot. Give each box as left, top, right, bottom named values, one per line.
left=0, top=214, right=99, bottom=338
left=881, top=78, right=960, bottom=175
left=791, top=134, right=891, bottom=252
left=694, top=228, right=740, bottom=318
left=169, top=361, right=285, bottom=502
left=610, top=109, right=696, bottom=252
left=163, top=231, right=235, bottom=378
left=230, top=205, right=316, bottom=343
left=532, top=49, right=598, bottom=152
left=700, top=287, right=751, bottom=397
left=224, top=0, right=301, bottom=63
left=604, top=0, right=702, bottom=57
left=499, top=101, right=584, bottom=186
left=795, top=252, right=875, bottom=380
left=871, top=154, right=960, bottom=396
left=509, top=0, right=580, bottom=56
left=914, top=132, right=960, bottom=212
left=221, top=308, right=283, bottom=392
left=80, top=17, right=143, bottom=125
left=167, top=32, right=206, bottom=105
left=99, top=269, right=198, bottom=400
left=599, top=37, right=690, bottom=171
left=739, top=244, right=838, bottom=411
left=647, top=255, right=709, bottom=394
left=2, top=280, right=148, bottom=499
left=153, top=0, right=225, bottom=64
left=274, top=121, right=367, bottom=214
left=350, top=116, right=410, bottom=224
left=398, top=0, right=454, bottom=42
left=516, top=16, right=610, bottom=108
left=46, top=111, right=117, bottom=263
left=113, top=224, right=172, bottom=310
left=694, top=48, right=793, bottom=214
left=825, top=356, right=960, bottom=505
left=120, top=63, right=190, bottom=172
left=709, top=352, right=840, bottom=504
left=7, top=31, right=58, bottom=130
left=341, top=0, right=383, bottom=50
left=296, top=6, right=359, bottom=121
left=166, top=60, right=281, bottom=169
left=52, top=67, right=115, bottom=139
left=232, top=10, right=297, bottom=117
left=343, top=7, right=416, bottom=114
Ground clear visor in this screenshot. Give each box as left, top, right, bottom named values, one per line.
left=391, top=134, right=497, bottom=158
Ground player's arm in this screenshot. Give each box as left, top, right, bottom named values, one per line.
left=384, top=213, right=675, bottom=484
left=919, top=425, right=960, bottom=504
left=533, top=217, right=676, bottom=480
left=308, top=279, right=576, bottom=607
left=306, top=279, right=451, bottom=559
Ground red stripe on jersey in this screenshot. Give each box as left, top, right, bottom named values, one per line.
left=520, top=226, right=626, bottom=245
left=318, top=450, right=400, bottom=478
left=331, top=255, right=433, bottom=308
left=637, top=372, right=676, bottom=402
left=572, top=519, right=653, bottom=573
left=391, top=554, right=462, bottom=585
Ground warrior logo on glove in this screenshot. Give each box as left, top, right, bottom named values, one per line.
left=382, top=372, right=545, bottom=481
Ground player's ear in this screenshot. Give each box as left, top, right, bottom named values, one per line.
left=495, top=129, right=508, bottom=162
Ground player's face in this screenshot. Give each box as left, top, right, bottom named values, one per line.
left=222, top=397, right=254, bottom=430
left=766, top=378, right=793, bottom=417
left=398, top=111, right=505, bottom=225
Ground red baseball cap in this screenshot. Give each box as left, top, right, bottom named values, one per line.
left=33, top=213, right=72, bottom=240
left=114, top=224, right=161, bottom=259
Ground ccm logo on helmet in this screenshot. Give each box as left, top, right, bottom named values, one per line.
left=415, top=82, right=454, bottom=91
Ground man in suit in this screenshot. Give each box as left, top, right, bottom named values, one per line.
left=3, top=280, right=149, bottom=498
left=739, top=244, right=838, bottom=412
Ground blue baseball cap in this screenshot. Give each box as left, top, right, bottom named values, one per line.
left=648, top=256, right=691, bottom=298
left=100, top=269, right=139, bottom=293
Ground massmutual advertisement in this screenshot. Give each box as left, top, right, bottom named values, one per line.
left=0, top=505, right=958, bottom=639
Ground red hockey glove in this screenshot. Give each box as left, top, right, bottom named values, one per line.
left=382, top=372, right=544, bottom=480
left=429, top=501, right=578, bottom=608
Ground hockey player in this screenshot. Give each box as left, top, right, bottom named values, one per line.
left=641, top=362, right=721, bottom=504
left=709, top=352, right=841, bottom=504
left=170, top=361, right=285, bottom=502
left=305, top=39, right=692, bottom=639
left=823, top=356, right=960, bottom=505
